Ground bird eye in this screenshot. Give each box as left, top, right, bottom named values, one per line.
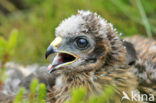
left=75, top=37, right=89, bottom=49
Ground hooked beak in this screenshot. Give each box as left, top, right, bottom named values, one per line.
left=45, top=45, right=56, bottom=59
left=45, top=36, right=63, bottom=59
left=45, top=37, right=78, bottom=73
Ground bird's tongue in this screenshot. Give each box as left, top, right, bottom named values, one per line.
left=48, top=54, right=63, bottom=72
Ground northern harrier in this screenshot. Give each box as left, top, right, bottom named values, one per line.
left=0, top=10, right=156, bottom=103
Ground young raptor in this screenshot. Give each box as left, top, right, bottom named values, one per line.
left=0, top=11, right=155, bottom=103
left=45, top=11, right=139, bottom=103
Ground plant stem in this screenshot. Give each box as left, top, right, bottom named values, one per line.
left=136, top=0, right=152, bottom=37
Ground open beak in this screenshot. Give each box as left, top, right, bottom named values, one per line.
left=45, top=37, right=78, bottom=73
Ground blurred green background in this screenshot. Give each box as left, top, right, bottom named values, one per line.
left=0, top=0, right=155, bottom=65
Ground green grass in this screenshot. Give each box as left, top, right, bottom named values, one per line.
left=136, top=0, right=152, bottom=37
left=0, top=0, right=155, bottom=64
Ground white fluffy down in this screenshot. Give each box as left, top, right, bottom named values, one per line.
left=56, top=15, right=85, bottom=37
left=55, top=10, right=115, bottom=38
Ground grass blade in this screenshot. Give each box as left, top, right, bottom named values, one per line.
left=136, top=0, right=152, bottom=37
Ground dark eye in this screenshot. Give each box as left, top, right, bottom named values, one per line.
left=76, top=38, right=89, bottom=49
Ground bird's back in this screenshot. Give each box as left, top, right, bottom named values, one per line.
left=125, top=36, right=156, bottom=65
left=125, top=36, right=156, bottom=98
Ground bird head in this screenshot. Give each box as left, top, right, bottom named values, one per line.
left=45, top=10, right=126, bottom=73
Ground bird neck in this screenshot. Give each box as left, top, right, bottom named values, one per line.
left=47, top=67, right=138, bottom=103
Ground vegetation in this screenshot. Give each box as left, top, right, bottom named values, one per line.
left=0, top=30, right=18, bottom=90
left=13, top=79, right=46, bottom=103
left=0, top=31, right=46, bottom=103
left=13, top=81, right=114, bottom=103
left=65, top=86, right=114, bottom=103
left=0, top=0, right=155, bottom=64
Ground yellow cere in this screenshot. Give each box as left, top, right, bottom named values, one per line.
left=51, top=36, right=62, bottom=48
